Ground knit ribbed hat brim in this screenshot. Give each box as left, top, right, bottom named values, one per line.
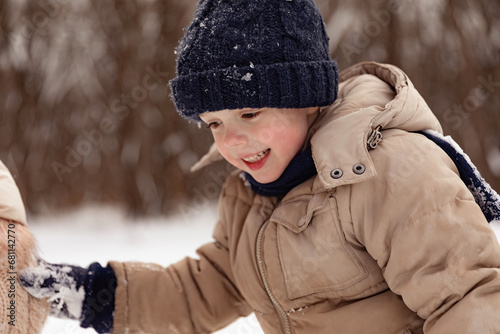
left=170, top=60, right=339, bottom=122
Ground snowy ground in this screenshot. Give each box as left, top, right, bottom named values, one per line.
left=28, top=204, right=500, bottom=334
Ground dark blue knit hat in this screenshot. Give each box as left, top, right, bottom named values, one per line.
left=170, top=0, right=339, bottom=122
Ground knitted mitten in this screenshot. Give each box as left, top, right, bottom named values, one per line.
left=20, top=260, right=116, bottom=334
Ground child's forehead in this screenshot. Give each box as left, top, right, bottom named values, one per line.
left=200, top=107, right=264, bottom=118
left=200, top=107, right=316, bottom=120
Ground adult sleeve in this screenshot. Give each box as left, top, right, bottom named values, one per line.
left=0, top=160, right=50, bottom=332
left=0, top=160, right=27, bottom=225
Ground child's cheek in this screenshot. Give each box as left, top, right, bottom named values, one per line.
left=256, top=116, right=290, bottom=143
left=216, top=145, right=240, bottom=168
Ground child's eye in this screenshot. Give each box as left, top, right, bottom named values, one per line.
left=206, top=121, right=222, bottom=129
left=241, top=111, right=260, bottom=119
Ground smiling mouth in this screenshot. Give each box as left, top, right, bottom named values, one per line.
left=242, top=149, right=270, bottom=163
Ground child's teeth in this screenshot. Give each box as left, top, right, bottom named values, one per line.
left=243, top=149, right=269, bottom=163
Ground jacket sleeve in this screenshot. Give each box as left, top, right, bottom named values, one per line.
left=0, top=161, right=50, bottom=332
left=351, top=132, right=500, bottom=333
left=0, top=160, right=27, bottom=225
left=109, top=193, right=252, bottom=334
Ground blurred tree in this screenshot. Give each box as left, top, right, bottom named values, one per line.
left=0, top=0, right=203, bottom=216
left=0, top=0, right=498, bottom=217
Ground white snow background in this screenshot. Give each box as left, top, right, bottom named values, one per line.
left=28, top=204, right=500, bottom=334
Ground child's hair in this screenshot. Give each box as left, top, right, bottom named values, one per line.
left=169, top=0, right=339, bottom=122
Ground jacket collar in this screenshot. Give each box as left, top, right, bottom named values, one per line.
left=191, top=62, right=443, bottom=190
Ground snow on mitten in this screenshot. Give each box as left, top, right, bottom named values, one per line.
left=20, top=260, right=87, bottom=320
left=20, top=260, right=117, bottom=334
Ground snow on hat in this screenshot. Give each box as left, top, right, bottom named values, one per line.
left=169, top=0, right=339, bottom=122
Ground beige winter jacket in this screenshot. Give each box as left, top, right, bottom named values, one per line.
left=0, top=161, right=49, bottom=333
left=110, top=62, right=500, bottom=334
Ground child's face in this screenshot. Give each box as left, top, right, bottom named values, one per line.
left=200, top=107, right=318, bottom=184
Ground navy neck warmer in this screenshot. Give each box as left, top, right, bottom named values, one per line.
left=244, top=146, right=317, bottom=197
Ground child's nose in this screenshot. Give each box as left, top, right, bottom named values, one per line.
left=223, top=128, right=248, bottom=148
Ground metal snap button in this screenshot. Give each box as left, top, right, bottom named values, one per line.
left=353, top=163, right=366, bottom=175
left=330, top=168, right=343, bottom=179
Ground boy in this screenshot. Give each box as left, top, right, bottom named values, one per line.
left=20, top=0, right=500, bottom=333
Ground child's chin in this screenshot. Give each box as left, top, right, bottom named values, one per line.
left=250, top=173, right=280, bottom=184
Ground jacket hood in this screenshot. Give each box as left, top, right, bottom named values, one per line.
left=191, top=62, right=443, bottom=189
left=310, top=61, right=442, bottom=189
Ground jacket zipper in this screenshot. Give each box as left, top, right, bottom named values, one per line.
left=256, top=220, right=291, bottom=334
